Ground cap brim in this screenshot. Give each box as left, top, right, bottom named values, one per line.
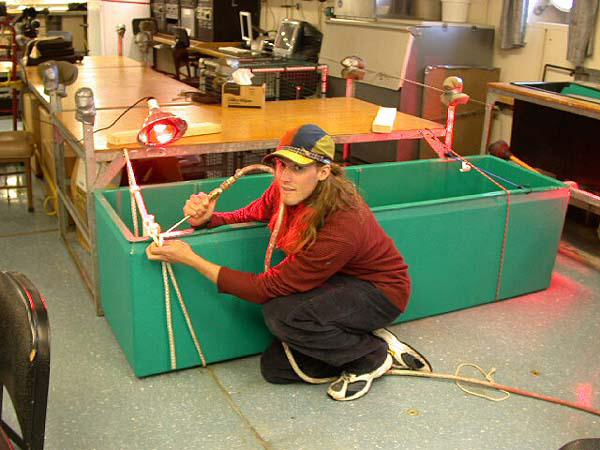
left=263, top=149, right=315, bottom=166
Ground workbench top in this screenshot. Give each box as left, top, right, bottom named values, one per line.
left=26, top=64, right=191, bottom=110
left=55, top=97, right=444, bottom=152
left=76, top=55, right=145, bottom=69
left=488, top=82, right=600, bottom=115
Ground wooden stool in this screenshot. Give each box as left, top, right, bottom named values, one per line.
left=0, top=131, right=35, bottom=211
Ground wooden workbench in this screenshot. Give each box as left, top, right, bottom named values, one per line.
left=152, top=33, right=251, bottom=63
left=480, top=81, right=600, bottom=153
left=55, top=97, right=444, bottom=153
left=26, top=57, right=192, bottom=110
left=152, top=33, right=241, bottom=58
left=479, top=81, right=600, bottom=214
left=77, top=55, right=145, bottom=69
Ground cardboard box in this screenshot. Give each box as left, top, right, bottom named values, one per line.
left=222, top=83, right=266, bottom=108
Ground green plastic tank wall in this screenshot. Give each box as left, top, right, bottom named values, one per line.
left=95, top=156, right=569, bottom=377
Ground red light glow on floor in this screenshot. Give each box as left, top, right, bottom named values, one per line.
left=575, top=383, right=594, bottom=408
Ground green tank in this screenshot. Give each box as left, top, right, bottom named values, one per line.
left=95, top=156, right=569, bottom=377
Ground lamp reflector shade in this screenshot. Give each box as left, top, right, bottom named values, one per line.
left=137, top=101, right=187, bottom=147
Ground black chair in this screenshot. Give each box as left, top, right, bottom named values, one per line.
left=557, top=439, right=600, bottom=450
left=0, top=271, right=50, bottom=450
left=171, top=27, right=199, bottom=86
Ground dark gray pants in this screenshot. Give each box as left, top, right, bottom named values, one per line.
left=260, top=274, right=401, bottom=384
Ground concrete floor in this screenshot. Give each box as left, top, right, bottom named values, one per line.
left=1, top=121, right=599, bottom=450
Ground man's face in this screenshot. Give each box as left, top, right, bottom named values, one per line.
left=274, top=158, right=331, bottom=206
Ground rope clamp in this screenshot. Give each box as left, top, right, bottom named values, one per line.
left=143, top=214, right=160, bottom=242
left=459, top=161, right=471, bottom=172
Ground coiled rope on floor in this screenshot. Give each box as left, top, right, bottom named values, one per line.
left=387, top=366, right=600, bottom=416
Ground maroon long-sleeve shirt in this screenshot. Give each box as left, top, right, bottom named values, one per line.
left=205, top=183, right=411, bottom=311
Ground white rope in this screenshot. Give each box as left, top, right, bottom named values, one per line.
left=123, top=149, right=140, bottom=237
left=453, top=363, right=510, bottom=402
left=162, top=261, right=177, bottom=370
left=123, top=149, right=206, bottom=371
left=165, top=164, right=275, bottom=235
left=281, top=342, right=336, bottom=384
left=387, top=367, right=600, bottom=416
left=167, top=263, right=207, bottom=367
left=265, top=201, right=319, bottom=384
left=130, top=191, right=139, bottom=237
left=123, top=152, right=277, bottom=371
left=122, top=151, right=288, bottom=371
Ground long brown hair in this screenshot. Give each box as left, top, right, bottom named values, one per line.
left=271, top=163, right=363, bottom=254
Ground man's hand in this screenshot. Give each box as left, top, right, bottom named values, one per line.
left=184, top=193, right=217, bottom=227
left=146, top=240, right=198, bottom=267
left=146, top=239, right=222, bottom=284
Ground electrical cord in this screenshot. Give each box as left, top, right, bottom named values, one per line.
left=38, top=95, right=153, bottom=145
left=78, top=95, right=153, bottom=143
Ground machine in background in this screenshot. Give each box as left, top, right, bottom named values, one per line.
left=179, top=0, right=196, bottom=37
left=198, top=57, right=327, bottom=102
left=198, top=16, right=325, bottom=102
left=194, top=0, right=260, bottom=42
left=272, top=18, right=322, bottom=62
left=151, top=0, right=167, bottom=33
left=164, top=0, right=179, bottom=34
left=320, top=21, right=496, bottom=163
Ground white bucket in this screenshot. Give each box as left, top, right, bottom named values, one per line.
left=441, top=0, right=470, bottom=23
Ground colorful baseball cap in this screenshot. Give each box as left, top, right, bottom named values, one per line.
left=263, top=124, right=334, bottom=166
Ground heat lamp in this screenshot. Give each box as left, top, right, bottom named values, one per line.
left=137, top=98, right=188, bottom=148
